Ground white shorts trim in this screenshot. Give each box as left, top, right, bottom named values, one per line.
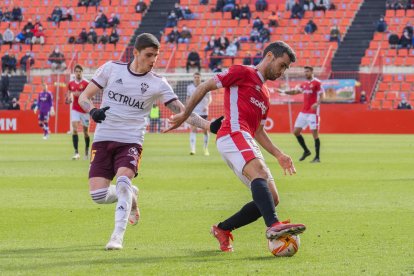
left=71, top=110, right=90, bottom=127
left=216, top=131, right=273, bottom=187
left=294, top=112, right=320, bottom=130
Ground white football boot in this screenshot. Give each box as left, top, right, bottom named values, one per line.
left=105, top=234, right=123, bottom=250
left=72, top=153, right=80, bottom=160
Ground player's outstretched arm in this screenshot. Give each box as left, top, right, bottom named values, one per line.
left=78, top=82, right=101, bottom=113
left=79, top=82, right=110, bottom=123
left=277, top=87, right=302, bottom=95
left=255, top=125, right=296, bottom=176
left=165, top=100, right=210, bottom=131
left=164, top=78, right=218, bottom=132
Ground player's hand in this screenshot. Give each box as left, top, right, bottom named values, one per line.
left=276, top=153, right=296, bottom=176
left=90, top=106, right=110, bottom=123
left=209, top=116, right=224, bottom=134
left=34, top=109, right=37, bottom=114
left=65, top=97, right=72, bottom=104
left=164, top=112, right=189, bottom=133
left=311, top=103, right=318, bottom=110
left=50, top=110, right=55, bottom=116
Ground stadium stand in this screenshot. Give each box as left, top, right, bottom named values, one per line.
left=0, top=0, right=150, bottom=110
left=158, top=0, right=362, bottom=71
left=362, top=9, right=414, bottom=68
left=370, top=74, right=414, bottom=110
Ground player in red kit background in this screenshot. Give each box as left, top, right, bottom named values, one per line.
left=278, top=66, right=324, bottom=163
left=166, top=41, right=306, bottom=252
left=66, top=64, right=90, bottom=160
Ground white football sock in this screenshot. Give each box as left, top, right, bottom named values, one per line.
left=90, top=185, right=117, bottom=204
left=113, top=176, right=133, bottom=237
left=203, top=133, right=209, bottom=149
left=190, top=132, right=196, bottom=152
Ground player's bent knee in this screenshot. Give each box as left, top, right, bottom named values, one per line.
left=90, top=187, right=109, bottom=204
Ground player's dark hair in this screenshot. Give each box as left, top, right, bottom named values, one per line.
left=304, top=66, right=314, bottom=72
left=193, top=72, right=201, bottom=76
left=134, top=33, right=160, bottom=51
left=263, top=41, right=296, bottom=63
left=74, top=64, right=83, bottom=72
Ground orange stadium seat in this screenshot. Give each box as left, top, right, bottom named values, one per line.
left=370, top=100, right=381, bottom=109
left=382, top=100, right=393, bottom=110
left=375, top=92, right=385, bottom=100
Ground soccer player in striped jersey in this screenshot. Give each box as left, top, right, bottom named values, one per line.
left=78, top=33, right=210, bottom=250
left=166, top=41, right=306, bottom=252
left=277, top=66, right=324, bottom=163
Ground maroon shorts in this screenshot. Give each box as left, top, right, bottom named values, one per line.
left=89, top=141, right=143, bottom=180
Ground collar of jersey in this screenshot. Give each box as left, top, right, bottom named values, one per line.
left=128, top=62, right=149, bottom=77
left=254, top=67, right=265, bottom=83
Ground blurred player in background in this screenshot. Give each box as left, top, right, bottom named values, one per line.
left=66, top=65, right=90, bottom=160
left=186, top=72, right=212, bottom=155
left=78, top=33, right=210, bottom=250
left=34, top=83, right=55, bottom=139
left=277, top=66, right=324, bottom=163
left=166, top=41, right=306, bottom=252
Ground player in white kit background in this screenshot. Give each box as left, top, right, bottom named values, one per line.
left=78, top=33, right=210, bottom=250
left=186, top=72, right=212, bottom=156
left=166, top=41, right=306, bottom=252
left=277, top=66, right=324, bottom=163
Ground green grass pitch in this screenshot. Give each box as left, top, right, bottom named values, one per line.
left=0, top=133, right=413, bottom=275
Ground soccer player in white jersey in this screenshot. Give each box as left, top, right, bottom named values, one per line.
left=277, top=66, right=324, bottom=163
left=166, top=41, right=306, bottom=253
left=187, top=72, right=212, bottom=155
left=78, top=33, right=210, bottom=250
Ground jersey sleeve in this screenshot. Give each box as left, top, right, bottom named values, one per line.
left=213, top=65, right=245, bottom=88
left=316, top=81, right=325, bottom=94
left=48, top=92, right=54, bottom=107
left=159, top=77, right=178, bottom=105
left=91, top=61, right=112, bottom=89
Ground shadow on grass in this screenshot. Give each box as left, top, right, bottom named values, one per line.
left=0, top=246, right=273, bottom=272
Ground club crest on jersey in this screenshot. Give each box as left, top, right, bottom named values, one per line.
left=255, top=85, right=261, bottom=92
left=128, top=147, right=138, bottom=157
left=141, top=83, right=149, bottom=94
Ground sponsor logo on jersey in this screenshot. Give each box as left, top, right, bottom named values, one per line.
left=250, top=97, right=267, bottom=115
left=115, top=78, right=123, bottom=85
left=108, top=90, right=145, bottom=109
left=141, top=83, right=149, bottom=94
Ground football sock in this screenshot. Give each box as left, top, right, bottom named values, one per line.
left=72, top=134, right=79, bottom=153
left=114, top=176, right=133, bottom=236
left=43, top=122, right=49, bottom=136
left=296, top=135, right=309, bottom=152
left=90, top=185, right=118, bottom=204
left=38, top=122, right=44, bottom=129
left=85, top=136, right=90, bottom=154
left=251, top=178, right=278, bottom=227
left=190, top=132, right=196, bottom=152
left=203, top=133, right=209, bottom=149
left=218, top=201, right=262, bottom=231
left=314, top=138, right=320, bottom=158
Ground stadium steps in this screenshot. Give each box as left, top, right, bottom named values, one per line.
left=129, top=0, right=176, bottom=43
left=331, top=0, right=386, bottom=72
left=0, top=76, right=27, bottom=110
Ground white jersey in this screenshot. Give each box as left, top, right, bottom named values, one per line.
left=91, top=61, right=177, bottom=144
left=186, top=83, right=211, bottom=116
